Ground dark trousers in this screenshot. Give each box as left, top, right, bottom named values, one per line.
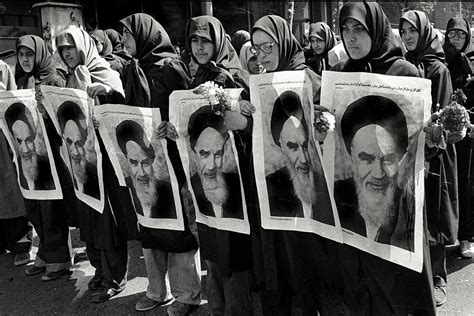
left=456, top=138, right=474, bottom=241
left=430, top=243, right=447, bottom=284
left=206, top=260, right=252, bottom=316
left=0, top=216, right=32, bottom=254
left=86, top=242, right=128, bottom=292
left=26, top=199, right=70, bottom=265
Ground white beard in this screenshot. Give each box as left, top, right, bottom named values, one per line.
left=201, top=170, right=228, bottom=206
left=71, top=157, right=87, bottom=189
left=286, top=159, right=317, bottom=205
left=21, top=153, right=39, bottom=187
left=133, top=175, right=158, bottom=211
left=354, top=172, right=398, bottom=239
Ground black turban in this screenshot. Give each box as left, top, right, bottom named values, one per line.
left=116, top=120, right=155, bottom=160
left=57, top=101, right=87, bottom=140
left=188, top=105, right=228, bottom=150
left=271, top=91, right=307, bottom=147
left=341, top=95, right=408, bottom=155
left=4, top=102, right=35, bottom=135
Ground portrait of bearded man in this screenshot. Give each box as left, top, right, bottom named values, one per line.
left=265, top=91, right=334, bottom=225
left=5, top=102, right=54, bottom=190
left=116, top=120, right=176, bottom=219
left=335, top=95, right=413, bottom=249
left=57, top=101, right=99, bottom=199
left=188, top=105, right=244, bottom=220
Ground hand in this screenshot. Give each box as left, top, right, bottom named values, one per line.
left=92, top=116, right=99, bottom=129
left=239, top=100, right=255, bottom=117
left=424, top=122, right=444, bottom=147
left=35, top=87, right=48, bottom=119
left=154, top=121, right=178, bottom=141
left=86, top=83, right=112, bottom=98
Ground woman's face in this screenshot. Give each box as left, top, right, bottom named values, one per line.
left=342, top=18, right=372, bottom=60
left=248, top=55, right=264, bottom=74
left=121, top=28, right=137, bottom=57
left=310, top=36, right=326, bottom=55
left=251, top=30, right=279, bottom=72
left=60, top=46, right=81, bottom=69
left=400, top=21, right=419, bottom=52
left=17, top=46, right=35, bottom=73
left=92, top=38, right=104, bottom=54
left=190, top=36, right=214, bottom=65
left=447, top=29, right=467, bottom=51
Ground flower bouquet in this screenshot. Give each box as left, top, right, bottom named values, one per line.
left=193, top=81, right=237, bottom=116
left=438, top=97, right=471, bottom=144
left=313, top=110, right=335, bottom=143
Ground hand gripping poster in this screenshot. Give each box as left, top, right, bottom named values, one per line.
left=41, top=86, right=105, bottom=213
left=169, top=87, right=250, bottom=234
left=0, top=89, right=62, bottom=199
left=94, top=105, right=185, bottom=231
left=250, top=70, right=342, bottom=242
left=320, top=71, right=431, bottom=272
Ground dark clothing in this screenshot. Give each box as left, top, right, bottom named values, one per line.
left=0, top=216, right=32, bottom=254
left=191, top=172, right=244, bottom=219
left=266, top=167, right=335, bottom=225
left=89, top=29, right=127, bottom=76
left=326, top=3, right=436, bottom=315
left=128, top=177, right=177, bottom=219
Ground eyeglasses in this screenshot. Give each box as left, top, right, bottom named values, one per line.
left=250, top=42, right=276, bottom=55
left=447, top=30, right=467, bottom=39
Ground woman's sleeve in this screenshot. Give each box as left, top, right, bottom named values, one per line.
left=432, top=67, right=453, bottom=110
left=163, top=59, right=191, bottom=92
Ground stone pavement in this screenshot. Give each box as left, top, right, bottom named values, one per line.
left=0, top=229, right=473, bottom=315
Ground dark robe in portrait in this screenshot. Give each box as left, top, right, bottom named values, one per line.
left=265, top=166, right=335, bottom=225
left=190, top=172, right=244, bottom=219
left=18, top=154, right=54, bottom=190
left=126, top=177, right=177, bottom=219
left=71, top=161, right=100, bottom=200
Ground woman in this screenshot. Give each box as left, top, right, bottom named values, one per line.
left=89, top=29, right=127, bottom=76
left=185, top=15, right=253, bottom=315
left=15, top=35, right=72, bottom=280
left=55, top=28, right=137, bottom=303
left=443, top=17, right=474, bottom=260
left=400, top=10, right=457, bottom=306
left=330, top=3, right=435, bottom=314
left=119, top=13, right=201, bottom=314
left=250, top=14, right=335, bottom=315
left=239, top=42, right=265, bottom=75
left=230, top=29, right=250, bottom=58
left=304, top=22, right=336, bottom=75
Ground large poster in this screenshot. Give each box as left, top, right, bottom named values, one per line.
left=41, top=86, right=104, bottom=213
left=169, top=89, right=250, bottom=234
left=321, top=71, right=431, bottom=272
left=251, top=70, right=342, bottom=242
left=95, top=105, right=185, bottom=230
left=0, top=89, right=62, bottom=200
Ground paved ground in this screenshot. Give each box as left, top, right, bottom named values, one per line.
left=0, top=229, right=473, bottom=315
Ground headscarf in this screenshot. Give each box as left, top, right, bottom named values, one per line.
left=16, top=35, right=62, bottom=87
left=104, top=29, right=123, bottom=54
left=119, top=13, right=178, bottom=107
left=399, top=11, right=445, bottom=72
left=56, top=27, right=124, bottom=97
left=231, top=30, right=251, bottom=57
left=89, top=29, right=114, bottom=60
left=239, top=41, right=254, bottom=73
left=251, top=15, right=306, bottom=71
left=308, top=22, right=336, bottom=57
left=339, top=2, right=403, bottom=73
left=443, top=17, right=473, bottom=64
left=186, top=15, right=246, bottom=85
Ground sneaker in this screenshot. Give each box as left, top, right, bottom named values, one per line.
left=14, top=252, right=30, bottom=266
left=167, top=301, right=198, bottom=316
left=25, top=265, right=46, bottom=276
left=90, top=288, right=121, bottom=304
left=434, top=283, right=447, bottom=307
left=135, top=295, right=172, bottom=312
left=459, top=240, right=473, bottom=258
left=88, top=274, right=104, bottom=292
left=41, top=268, right=71, bottom=281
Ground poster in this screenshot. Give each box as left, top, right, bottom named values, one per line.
left=0, top=89, right=62, bottom=200
left=41, top=86, right=104, bottom=213
left=95, top=105, right=184, bottom=230
left=169, top=89, right=250, bottom=234
left=250, top=70, right=342, bottom=242
left=320, top=71, right=431, bottom=271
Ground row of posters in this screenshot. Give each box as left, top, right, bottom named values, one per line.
left=0, top=71, right=431, bottom=272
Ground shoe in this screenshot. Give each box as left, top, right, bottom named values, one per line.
left=41, top=269, right=71, bottom=281
left=459, top=240, right=473, bottom=258
left=14, top=252, right=30, bottom=266
left=88, top=274, right=104, bottom=292
left=135, top=295, right=173, bottom=312
left=90, top=288, right=120, bottom=304
left=25, top=265, right=46, bottom=276
left=434, top=283, right=447, bottom=307
left=167, top=301, right=198, bottom=316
